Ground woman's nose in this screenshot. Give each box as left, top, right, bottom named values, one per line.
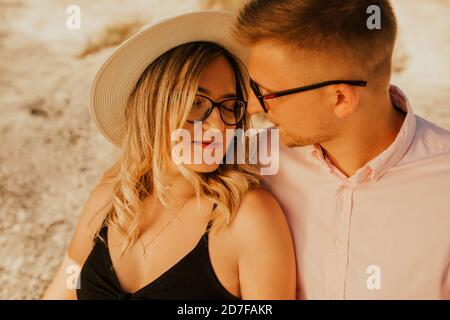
left=203, top=107, right=225, bottom=131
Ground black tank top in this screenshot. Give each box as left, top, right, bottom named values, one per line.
left=77, top=220, right=240, bottom=300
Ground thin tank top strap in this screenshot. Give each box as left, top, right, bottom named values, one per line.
left=201, top=203, right=216, bottom=244
left=204, top=203, right=217, bottom=235
left=94, top=219, right=109, bottom=244
left=99, top=222, right=108, bottom=238
left=205, top=219, right=213, bottom=233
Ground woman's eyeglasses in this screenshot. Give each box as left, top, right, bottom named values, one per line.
left=187, top=95, right=247, bottom=126
left=250, top=79, right=368, bottom=113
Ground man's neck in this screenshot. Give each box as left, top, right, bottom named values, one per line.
left=320, top=95, right=406, bottom=178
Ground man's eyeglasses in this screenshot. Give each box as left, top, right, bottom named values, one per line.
left=250, top=79, right=368, bottom=113
left=187, top=95, right=247, bottom=126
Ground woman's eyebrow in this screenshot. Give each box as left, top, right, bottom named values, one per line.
left=198, top=86, right=237, bottom=99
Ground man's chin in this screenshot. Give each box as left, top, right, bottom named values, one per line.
left=280, top=131, right=317, bottom=148
left=280, top=133, right=302, bottom=148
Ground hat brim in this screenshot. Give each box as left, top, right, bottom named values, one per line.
left=90, top=11, right=249, bottom=146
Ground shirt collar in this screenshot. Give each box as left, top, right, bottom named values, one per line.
left=309, top=84, right=417, bottom=183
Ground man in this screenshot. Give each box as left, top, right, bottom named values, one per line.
left=235, top=0, right=450, bottom=299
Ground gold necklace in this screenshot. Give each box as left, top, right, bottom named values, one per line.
left=138, top=194, right=192, bottom=262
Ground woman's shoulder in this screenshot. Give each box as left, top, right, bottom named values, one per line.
left=236, top=187, right=285, bottom=222
left=81, top=178, right=116, bottom=235
left=67, top=177, right=116, bottom=264
left=223, top=188, right=296, bottom=299
left=236, top=187, right=282, bottom=222
left=226, top=187, right=292, bottom=250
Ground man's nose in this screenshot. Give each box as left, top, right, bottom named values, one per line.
left=247, top=94, right=263, bottom=115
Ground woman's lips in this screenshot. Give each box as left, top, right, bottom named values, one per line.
left=193, top=141, right=222, bottom=148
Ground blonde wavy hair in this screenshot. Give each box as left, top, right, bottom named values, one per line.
left=93, top=41, right=260, bottom=255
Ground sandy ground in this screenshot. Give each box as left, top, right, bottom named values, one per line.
left=0, top=0, right=449, bottom=299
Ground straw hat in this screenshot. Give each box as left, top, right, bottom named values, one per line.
left=90, top=11, right=249, bottom=146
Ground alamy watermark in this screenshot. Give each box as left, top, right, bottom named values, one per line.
left=66, top=264, right=81, bottom=290
left=171, top=123, right=280, bottom=176
left=366, top=264, right=382, bottom=290
left=66, top=5, right=81, bottom=30
left=367, top=5, right=382, bottom=30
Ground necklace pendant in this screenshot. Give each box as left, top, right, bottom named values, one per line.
left=140, top=250, right=146, bottom=261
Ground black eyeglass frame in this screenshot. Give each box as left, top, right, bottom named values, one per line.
left=186, top=94, right=248, bottom=126
left=250, top=79, right=368, bottom=113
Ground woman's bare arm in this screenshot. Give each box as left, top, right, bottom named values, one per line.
left=42, top=179, right=114, bottom=299
left=232, top=188, right=297, bottom=299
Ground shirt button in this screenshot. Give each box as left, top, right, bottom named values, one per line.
left=333, top=239, right=341, bottom=248
left=329, top=292, right=338, bottom=299
left=312, top=150, right=319, bottom=158
left=362, top=167, right=373, bottom=181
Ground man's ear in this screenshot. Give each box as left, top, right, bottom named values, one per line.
left=331, top=84, right=360, bottom=118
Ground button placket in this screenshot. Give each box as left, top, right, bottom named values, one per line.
left=327, top=182, right=355, bottom=299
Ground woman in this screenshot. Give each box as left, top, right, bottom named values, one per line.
left=43, top=11, right=296, bottom=300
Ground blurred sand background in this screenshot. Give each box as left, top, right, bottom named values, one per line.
left=0, top=0, right=449, bottom=299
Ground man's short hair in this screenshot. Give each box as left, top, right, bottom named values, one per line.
left=235, top=0, right=398, bottom=81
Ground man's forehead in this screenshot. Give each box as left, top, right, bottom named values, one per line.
left=248, top=42, right=340, bottom=85
left=249, top=41, right=292, bottom=63
left=248, top=42, right=313, bottom=86
left=248, top=42, right=286, bottom=81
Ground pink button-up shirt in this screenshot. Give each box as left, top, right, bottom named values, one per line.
left=259, top=85, right=450, bottom=299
